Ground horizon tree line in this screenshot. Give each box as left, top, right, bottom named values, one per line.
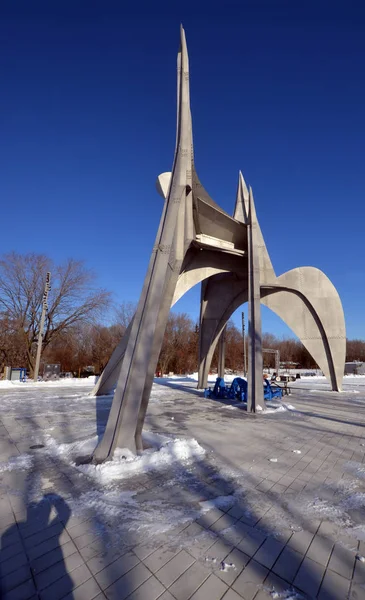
left=0, top=252, right=364, bottom=377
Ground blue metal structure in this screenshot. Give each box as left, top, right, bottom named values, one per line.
left=263, top=379, right=283, bottom=400
left=205, top=376, right=282, bottom=403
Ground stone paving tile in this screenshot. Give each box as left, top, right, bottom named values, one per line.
left=103, top=563, right=151, bottom=600
left=239, top=512, right=260, bottom=527
left=236, top=528, right=267, bottom=558
left=318, top=567, right=351, bottom=599
left=1, top=577, right=36, bottom=600
left=232, top=559, right=269, bottom=600
left=0, top=543, right=27, bottom=565
left=271, top=546, right=303, bottom=583
left=227, top=505, right=251, bottom=520
left=169, top=561, right=210, bottom=600
left=353, top=556, right=365, bottom=584
left=306, top=535, right=334, bottom=567
left=327, top=542, right=356, bottom=580
left=287, top=529, right=315, bottom=555
left=0, top=550, right=28, bottom=577
left=35, top=550, right=84, bottom=590
left=94, top=551, right=140, bottom=590
left=349, top=582, right=365, bottom=599
left=133, top=539, right=163, bottom=561
left=0, top=513, right=16, bottom=532
left=270, top=483, right=287, bottom=494
left=0, top=496, right=13, bottom=519
left=66, top=519, right=97, bottom=539
left=261, top=571, right=299, bottom=597
left=181, top=523, right=206, bottom=540
left=190, top=573, right=228, bottom=600
left=197, top=509, right=225, bottom=529
left=72, top=531, right=101, bottom=551
left=293, top=556, right=326, bottom=597
left=209, top=514, right=238, bottom=534
left=215, top=548, right=249, bottom=586
left=27, top=529, right=72, bottom=561
left=86, top=547, right=128, bottom=576
left=0, top=564, right=32, bottom=594
left=77, top=539, right=108, bottom=562
left=143, top=545, right=181, bottom=573
left=158, top=591, right=176, bottom=600
left=205, top=538, right=233, bottom=564
left=124, top=575, right=166, bottom=600
left=187, top=530, right=218, bottom=560
left=220, top=521, right=250, bottom=547
left=62, top=577, right=103, bottom=600
left=220, top=589, right=242, bottom=600
left=155, top=550, right=195, bottom=588
left=31, top=539, right=78, bottom=574
left=255, top=481, right=274, bottom=493
left=39, top=563, right=92, bottom=600
left=253, top=537, right=285, bottom=570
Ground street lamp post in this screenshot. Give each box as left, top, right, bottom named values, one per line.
left=33, top=272, right=51, bottom=382
left=242, top=312, right=247, bottom=377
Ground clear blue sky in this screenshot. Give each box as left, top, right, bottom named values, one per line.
left=1, top=1, right=364, bottom=339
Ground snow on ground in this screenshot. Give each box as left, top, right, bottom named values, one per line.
left=45, top=433, right=206, bottom=485
left=0, top=375, right=98, bottom=389
left=1, top=374, right=365, bottom=552
left=0, top=453, right=33, bottom=473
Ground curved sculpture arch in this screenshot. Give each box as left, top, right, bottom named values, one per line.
left=198, top=270, right=345, bottom=392
left=88, top=27, right=345, bottom=463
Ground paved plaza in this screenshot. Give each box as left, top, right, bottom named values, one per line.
left=1, top=377, right=365, bottom=599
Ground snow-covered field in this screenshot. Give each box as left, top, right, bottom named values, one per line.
left=1, top=374, right=365, bottom=560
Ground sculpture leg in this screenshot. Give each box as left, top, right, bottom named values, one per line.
left=218, top=326, right=226, bottom=379
left=247, top=190, right=264, bottom=412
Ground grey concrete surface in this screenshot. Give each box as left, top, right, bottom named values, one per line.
left=1, top=380, right=365, bottom=599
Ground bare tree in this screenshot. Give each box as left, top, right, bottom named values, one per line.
left=115, top=301, right=136, bottom=335
left=0, top=252, right=111, bottom=373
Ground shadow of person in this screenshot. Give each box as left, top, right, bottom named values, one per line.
left=0, top=494, right=74, bottom=599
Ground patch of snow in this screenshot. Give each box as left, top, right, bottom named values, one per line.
left=220, top=561, right=236, bottom=572
left=340, top=492, right=365, bottom=511
left=199, top=495, right=236, bottom=513
left=142, top=431, right=171, bottom=449
left=0, top=454, right=33, bottom=472
left=45, top=434, right=99, bottom=461
left=68, top=488, right=196, bottom=537
left=305, top=497, right=351, bottom=525
left=263, top=587, right=304, bottom=599
left=187, top=372, right=239, bottom=384
left=262, top=405, right=286, bottom=414
left=0, top=376, right=97, bottom=388
left=309, top=389, right=337, bottom=394
left=77, top=437, right=206, bottom=484
left=260, top=403, right=296, bottom=414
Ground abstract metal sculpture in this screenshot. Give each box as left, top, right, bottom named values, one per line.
left=90, top=27, right=345, bottom=462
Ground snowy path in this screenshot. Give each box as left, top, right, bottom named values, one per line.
left=0, top=376, right=365, bottom=598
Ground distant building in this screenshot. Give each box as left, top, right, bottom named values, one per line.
left=345, top=361, right=365, bottom=375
